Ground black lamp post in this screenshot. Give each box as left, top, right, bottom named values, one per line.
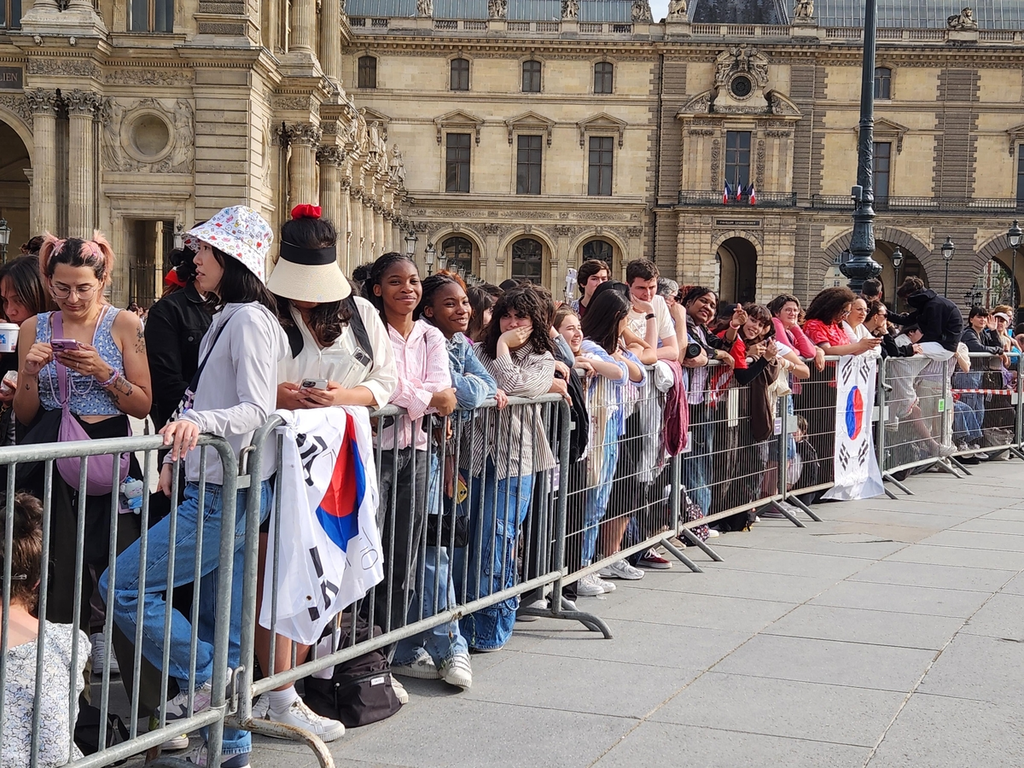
left=941, top=237, right=955, bottom=297
left=425, top=242, right=436, bottom=275
left=0, top=218, right=10, bottom=265
left=839, top=0, right=883, bottom=292
left=891, top=246, right=903, bottom=311
left=1007, top=220, right=1022, bottom=318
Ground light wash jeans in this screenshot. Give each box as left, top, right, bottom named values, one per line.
left=100, top=480, right=272, bottom=757
left=681, top=406, right=713, bottom=515
left=394, top=455, right=469, bottom=668
left=455, top=460, right=534, bottom=651
left=582, top=440, right=617, bottom=565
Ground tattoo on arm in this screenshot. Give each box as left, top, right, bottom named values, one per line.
left=112, top=375, right=134, bottom=398
left=134, top=324, right=146, bottom=354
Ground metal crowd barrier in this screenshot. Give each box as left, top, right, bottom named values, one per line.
left=0, top=433, right=239, bottom=768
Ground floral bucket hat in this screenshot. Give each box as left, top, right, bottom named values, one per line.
left=186, top=206, right=274, bottom=283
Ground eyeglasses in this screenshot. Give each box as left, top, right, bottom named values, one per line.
left=51, top=283, right=99, bottom=300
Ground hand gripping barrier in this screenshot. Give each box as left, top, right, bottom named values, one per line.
left=0, top=433, right=240, bottom=768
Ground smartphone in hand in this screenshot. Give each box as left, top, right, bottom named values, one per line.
left=51, top=339, right=82, bottom=353
left=300, top=378, right=329, bottom=391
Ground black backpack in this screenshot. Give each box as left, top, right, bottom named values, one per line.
left=302, top=613, right=403, bottom=728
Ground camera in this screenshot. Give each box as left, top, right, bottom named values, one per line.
left=684, top=342, right=703, bottom=359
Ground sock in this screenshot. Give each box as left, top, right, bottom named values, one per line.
left=266, top=687, right=299, bottom=715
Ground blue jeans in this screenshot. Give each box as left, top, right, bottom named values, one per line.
left=100, top=480, right=272, bottom=756
left=582, top=441, right=617, bottom=565
left=456, top=461, right=534, bottom=651
left=682, top=405, right=713, bottom=515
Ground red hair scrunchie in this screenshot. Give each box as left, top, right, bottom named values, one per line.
left=164, top=268, right=187, bottom=288
left=291, top=204, right=322, bottom=220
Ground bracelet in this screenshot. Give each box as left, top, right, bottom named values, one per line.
left=645, top=313, right=655, bottom=320
left=97, top=367, right=118, bottom=388
left=729, top=323, right=741, bottom=330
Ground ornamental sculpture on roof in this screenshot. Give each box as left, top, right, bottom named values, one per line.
left=667, top=0, right=686, bottom=18
left=793, top=0, right=813, bottom=21
left=947, top=7, right=977, bottom=29
left=561, top=0, right=579, bottom=20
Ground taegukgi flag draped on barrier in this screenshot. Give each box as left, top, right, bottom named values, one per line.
left=261, top=407, right=384, bottom=644
left=825, top=354, right=885, bottom=501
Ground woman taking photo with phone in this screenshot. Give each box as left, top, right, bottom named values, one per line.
left=103, top=206, right=287, bottom=768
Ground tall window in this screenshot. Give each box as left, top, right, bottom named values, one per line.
left=522, top=60, right=542, bottom=93
left=450, top=58, right=470, bottom=91
left=357, top=56, right=377, bottom=89
left=1017, top=146, right=1024, bottom=204
left=874, top=67, right=892, bottom=99
left=511, top=238, right=543, bottom=282
left=516, top=135, right=542, bottom=195
left=445, top=133, right=471, bottom=193
left=588, top=136, right=613, bottom=197
left=130, top=0, right=172, bottom=31
left=874, top=142, right=892, bottom=203
left=725, top=131, right=751, bottom=193
left=583, top=239, right=613, bottom=262
left=442, top=236, right=474, bottom=274
left=1, top=0, right=23, bottom=29
left=594, top=62, right=614, bottom=94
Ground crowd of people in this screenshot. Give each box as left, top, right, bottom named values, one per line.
left=0, top=207, right=1018, bottom=767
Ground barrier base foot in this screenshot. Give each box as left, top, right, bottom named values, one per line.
left=675, top=527, right=724, bottom=562
left=947, top=456, right=973, bottom=476
left=936, top=459, right=964, bottom=478
left=550, top=604, right=613, bottom=638
left=768, top=500, right=806, bottom=528
left=233, top=717, right=335, bottom=768
left=784, top=495, right=822, bottom=522
left=1010, top=446, right=1024, bottom=461
left=661, top=538, right=704, bottom=573
left=883, top=473, right=914, bottom=495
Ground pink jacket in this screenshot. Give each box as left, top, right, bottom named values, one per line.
left=772, top=317, right=817, bottom=358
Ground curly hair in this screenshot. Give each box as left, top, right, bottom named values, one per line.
left=481, top=286, right=555, bottom=359
left=805, top=286, right=856, bottom=325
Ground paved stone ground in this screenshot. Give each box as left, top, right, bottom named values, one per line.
left=237, top=459, right=1024, bottom=768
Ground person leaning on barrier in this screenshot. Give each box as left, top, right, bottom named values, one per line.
left=866, top=300, right=919, bottom=359
left=768, top=293, right=825, bottom=372
left=961, top=306, right=1005, bottom=359
left=102, top=205, right=287, bottom=768
left=0, top=492, right=89, bottom=768
left=889, top=276, right=964, bottom=354
left=803, top=286, right=882, bottom=357
left=624, top=259, right=679, bottom=363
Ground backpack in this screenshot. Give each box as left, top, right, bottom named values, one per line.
left=302, top=613, right=403, bottom=728
left=285, top=296, right=374, bottom=362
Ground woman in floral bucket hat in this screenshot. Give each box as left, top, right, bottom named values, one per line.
left=102, top=205, right=287, bottom=767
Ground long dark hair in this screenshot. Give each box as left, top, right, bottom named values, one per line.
left=361, top=252, right=416, bottom=324
left=581, top=288, right=630, bottom=355
left=275, top=214, right=351, bottom=346
left=805, top=286, right=856, bottom=325
left=0, top=255, right=54, bottom=316
left=481, top=286, right=554, bottom=359
left=207, top=247, right=277, bottom=314
left=466, top=284, right=495, bottom=342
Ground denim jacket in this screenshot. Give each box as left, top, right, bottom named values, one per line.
left=447, top=333, right=497, bottom=410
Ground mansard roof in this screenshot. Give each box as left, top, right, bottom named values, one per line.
left=348, top=0, right=634, bottom=22
left=689, top=0, right=1024, bottom=29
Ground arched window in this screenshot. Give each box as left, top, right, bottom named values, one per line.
left=873, top=67, right=891, bottom=100
left=450, top=58, right=470, bottom=91
left=594, top=62, right=614, bottom=94
left=358, top=56, right=377, bottom=89
left=522, top=60, right=542, bottom=93
left=442, top=236, right=474, bottom=275
left=511, top=238, right=543, bottom=282
left=583, top=239, right=613, bottom=263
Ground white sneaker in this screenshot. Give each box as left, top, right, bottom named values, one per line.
left=390, top=676, right=409, bottom=705
left=147, top=715, right=189, bottom=751
left=707, top=528, right=720, bottom=538
left=90, top=632, right=119, bottom=677
left=392, top=648, right=441, bottom=680
left=268, top=698, right=345, bottom=743
left=161, top=681, right=213, bottom=721
left=598, top=559, right=645, bottom=581
left=439, top=653, right=473, bottom=689
left=575, top=573, right=605, bottom=597
left=594, top=575, right=616, bottom=592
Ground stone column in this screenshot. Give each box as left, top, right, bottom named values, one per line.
left=316, top=146, right=344, bottom=235
left=374, top=204, right=386, bottom=257
left=392, top=220, right=403, bottom=254
left=349, top=189, right=363, bottom=263
left=26, top=90, right=59, bottom=236
left=364, top=198, right=375, bottom=258
left=290, top=0, right=317, bottom=54
left=66, top=90, right=99, bottom=238
left=338, top=178, right=352, bottom=272
left=285, top=123, right=322, bottom=208
left=319, top=0, right=342, bottom=82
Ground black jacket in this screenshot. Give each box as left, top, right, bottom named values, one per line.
left=890, top=289, right=964, bottom=352
left=879, top=332, right=916, bottom=360
left=960, top=327, right=1002, bottom=356
left=144, top=283, right=213, bottom=427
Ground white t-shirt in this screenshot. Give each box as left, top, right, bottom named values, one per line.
left=627, top=295, right=675, bottom=347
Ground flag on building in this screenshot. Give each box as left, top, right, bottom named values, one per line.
left=748, top=183, right=757, bottom=205
left=723, top=180, right=731, bottom=204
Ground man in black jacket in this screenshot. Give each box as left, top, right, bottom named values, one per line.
left=890, top=276, right=963, bottom=353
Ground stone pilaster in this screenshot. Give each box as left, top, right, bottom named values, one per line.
left=316, top=145, right=345, bottom=247
left=338, top=177, right=352, bottom=272
left=284, top=123, right=322, bottom=209
left=374, top=203, right=386, bottom=257
left=349, top=187, right=363, bottom=263
left=291, top=0, right=317, bottom=54
left=26, top=89, right=59, bottom=236
left=65, top=90, right=99, bottom=238
left=320, top=0, right=342, bottom=83
left=363, top=196, right=375, bottom=258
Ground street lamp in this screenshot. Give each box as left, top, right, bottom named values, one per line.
left=437, top=247, right=448, bottom=273
left=0, top=218, right=10, bottom=264
left=891, top=247, right=903, bottom=311
left=941, top=236, right=955, bottom=297
left=1007, top=219, right=1022, bottom=317
left=839, top=0, right=883, bottom=292
left=404, top=230, right=417, bottom=257
left=425, top=242, right=436, bottom=275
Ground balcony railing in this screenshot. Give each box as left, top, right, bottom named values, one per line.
left=678, top=190, right=797, bottom=207
left=811, top=196, right=1024, bottom=214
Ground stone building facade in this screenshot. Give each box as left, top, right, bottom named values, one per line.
left=1, top=1, right=1024, bottom=309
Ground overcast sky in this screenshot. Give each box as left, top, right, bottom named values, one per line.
left=650, top=0, right=670, bottom=20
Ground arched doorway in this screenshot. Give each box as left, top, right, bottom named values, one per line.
left=717, top=237, right=757, bottom=304
left=441, top=235, right=475, bottom=275
left=873, top=241, right=926, bottom=303
left=0, top=119, right=31, bottom=260
left=511, top=237, right=543, bottom=282
left=967, top=257, right=1017, bottom=310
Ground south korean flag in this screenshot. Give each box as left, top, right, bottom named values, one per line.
left=825, top=355, right=885, bottom=501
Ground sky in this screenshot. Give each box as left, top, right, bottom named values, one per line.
left=650, top=0, right=670, bottom=20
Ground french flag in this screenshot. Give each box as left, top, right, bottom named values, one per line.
left=723, top=180, right=731, bottom=205
left=748, top=183, right=757, bottom=205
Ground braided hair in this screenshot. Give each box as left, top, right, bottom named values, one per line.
left=361, top=252, right=417, bottom=323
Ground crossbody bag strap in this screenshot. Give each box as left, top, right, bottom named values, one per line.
left=188, top=315, right=232, bottom=393
left=51, top=312, right=70, bottom=408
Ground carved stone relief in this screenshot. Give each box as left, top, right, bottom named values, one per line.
left=710, top=138, right=721, bottom=191
left=100, top=97, right=194, bottom=174
left=0, top=94, right=32, bottom=125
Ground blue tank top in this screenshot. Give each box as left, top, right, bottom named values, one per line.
left=36, top=307, right=124, bottom=417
